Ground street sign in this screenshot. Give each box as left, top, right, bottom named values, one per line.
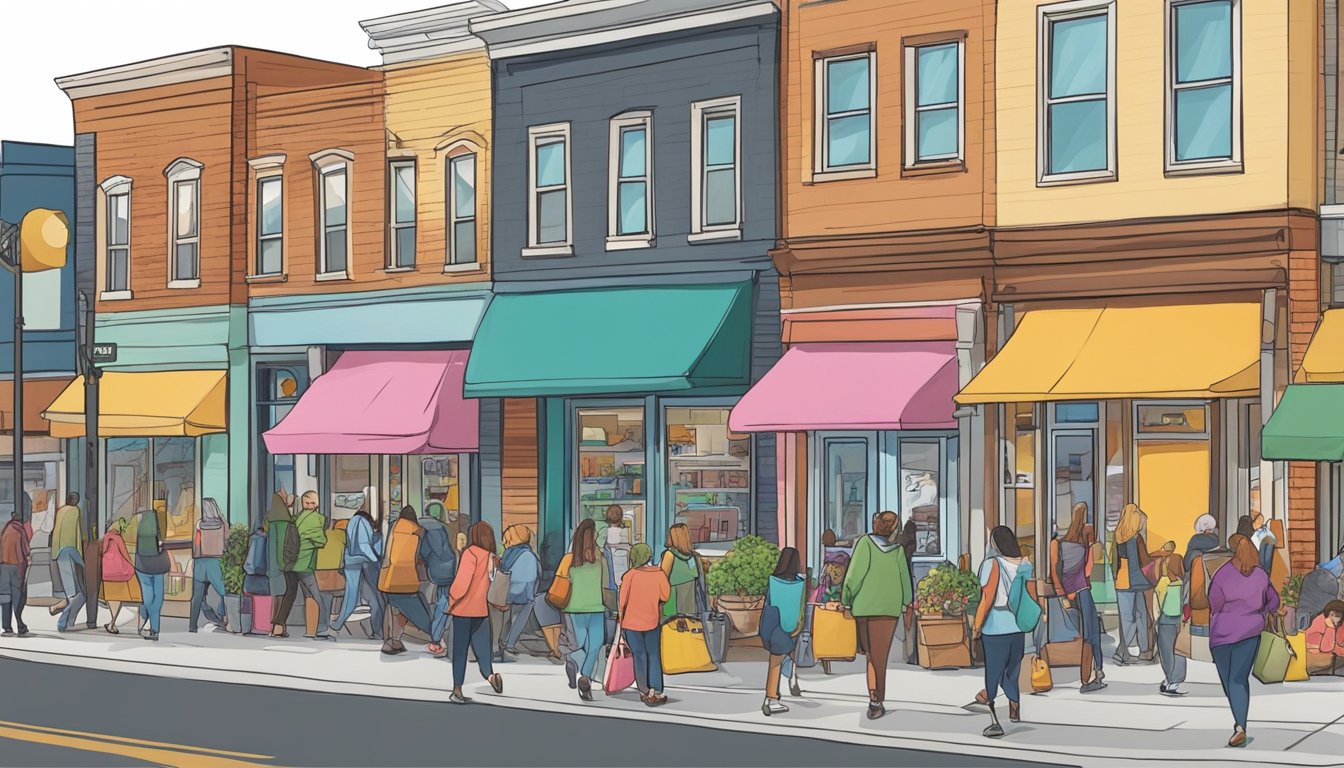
left=91, top=343, right=118, bottom=364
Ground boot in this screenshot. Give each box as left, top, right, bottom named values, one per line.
left=983, top=700, right=1005, bottom=738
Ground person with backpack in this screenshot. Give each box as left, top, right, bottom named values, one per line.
left=97, top=518, right=139, bottom=635
left=379, top=506, right=433, bottom=655
left=761, top=546, right=806, bottom=716
left=0, top=501, right=32, bottom=637
left=659, top=523, right=705, bottom=620
left=132, top=508, right=170, bottom=641
left=265, top=492, right=296, bottom=637
left=330, top=500, right=384, bottom=639
left=839, top=511, right=913, bottom=721
left=1112, top=504, right=1173, bottom=665
left=189, top=498, right=228, bottom=633
left=973, top=525, right=1042, bottom=739
left=419, top=504, right=458, bottom=657
left=1154, top=553, right=1187, bottom=697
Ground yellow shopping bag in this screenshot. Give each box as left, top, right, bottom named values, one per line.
left=1030, top=654, right=1054, bottom=693
left=661, top=615, right=717, bottom=675
left=811, top=605, right=858, bottom=661
left=1286, top=632, right=1309, bottom=682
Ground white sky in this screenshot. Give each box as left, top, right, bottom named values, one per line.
left=0, top=0, right=556, bottom=147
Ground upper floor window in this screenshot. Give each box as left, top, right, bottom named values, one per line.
left=101, top=176, right=132, bottom=298
left=1038, top=1, right=1116, bottom=185
left=164, top=158, right=202, bottom=287
left=1167, top=0, right=1240, bottom=174
left=389, top=160, right=416, bottom=269
left=608, top=111, right=654, bottom=248
left=447, top=152, right=477, bottom=266
left=904, top=37, right=964, bottom=167
left=527, top=123, right=572, bottom=256
left=690, top=96, right=742, bottom=240
left=311, top=150, right=354, bottom=278
left=815, top=50, right=875, bottom=175
left=256, top=176, right=283, bottom=276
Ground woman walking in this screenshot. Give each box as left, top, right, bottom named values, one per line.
left=1210, top=534, right=1280, bottom=748
left=974, top=525, right=1040, bottom=739
left=560, top=519, right=609, bottom=701
left=840, top=511, right=913, bottom=721
left=762, top=546, right=806, bottom=716
left=1154, top=553, right=1188, bottom=697
left=265, top=492, right=295, bottom=638
left=1112, top=504, right=1170, bottom=664
left=499, top=525, right=542, bottom=657
left=189, top=498, right=229, bottom=633
left=618, top=542, right=670, bottom=706
left=659, top=523, right=705, bottom=619
left=446, top=521, right=504, bottom=704
left=132, top=508, right=169, bottom=641
left=378, top=506, right=433, bottom=655
left=98, top=518, right=140, bottom=635
left=1049, top=503, right=1105, bottom=692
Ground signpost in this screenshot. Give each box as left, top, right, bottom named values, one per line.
left=91, top=343, right=117, bottom=365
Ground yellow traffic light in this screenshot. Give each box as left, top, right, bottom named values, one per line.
left=19, top=208, right=69, bottom=272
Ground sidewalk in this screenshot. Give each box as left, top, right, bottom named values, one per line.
left=3, top=606, right=1344, bottom=767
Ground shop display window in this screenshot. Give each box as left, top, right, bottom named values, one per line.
left=899, top=440, right=941, bottom=558
left=1001, top=403, right=1038, bottom=557
left=422, top=455, right=468, bottom=545
left=256, top=365, right=304, bottom=517
left=576, top=407, right=646, bottom=543
left=166, top=548, right=193, bottom=603
left=823, top=438, right=869, bottom=543
left=1104, top=401, right=1127, bottom=532
left=155, top=437, right=197, bottom=543
left=0, top=456, right=58, bottom=549
left=666, top=407, right=751, bottom=551
left=329, top=455, right=372, bottom=518
left=1136, top=404, right=1207, bottom=434
left=106, top=438, right=153, bottom=531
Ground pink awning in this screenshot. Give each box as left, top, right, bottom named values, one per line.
left=263, top=350, right=478, bottom=455
left=729, top=342, right=958, bottom=433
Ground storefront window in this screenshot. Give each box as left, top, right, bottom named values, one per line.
left=1104, top=401, right=1126, bottom=531
left=107, top=438, right=151, bottom=530
left=823, top=438, right=869, bottom=543
left=1136, top=404, right=1207, bottom=434
left=576, top=407, right=646, bottom=542
left=899, top=440, right=941, bottom=557
left=256, top=365, right=304, bottom=519
left=329, top=455, right=372, bottom=519
left=666, top=407, right=751, bottom=551
left=422, top=455, right=467, bottom=545
left=155, top=437, right=197, bottom=543
left=105, top=436, right=199, bottom=601
left=0, top=456, right=57, bottom=547
left=1001, top=403, right=1038, bottom=556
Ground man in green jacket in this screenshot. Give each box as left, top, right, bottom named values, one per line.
left=840, top=510, right=913, bottom=721
left=270, top=491, right=331, bottom=640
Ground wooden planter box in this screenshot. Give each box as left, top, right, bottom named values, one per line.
left=917, top=614, right=973, bottom=670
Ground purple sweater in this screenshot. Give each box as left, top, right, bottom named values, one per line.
left=1208, top=564, right=1280, bottom=648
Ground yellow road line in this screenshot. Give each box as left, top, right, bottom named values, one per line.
left=0, top=719, right=275, bottom=766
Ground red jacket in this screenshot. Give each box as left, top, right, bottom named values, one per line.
left=449, top=545, right=494, bottom=618
left=0, top=520, right=31, bottom=568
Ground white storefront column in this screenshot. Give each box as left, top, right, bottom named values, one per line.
left=1260, top=289, right=1283, bottom=527
left=956, top=302, right=986, bottom=564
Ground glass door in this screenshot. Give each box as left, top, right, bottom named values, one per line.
left=816, top=433, right=877, bottom=553
left=574, top=404, right=647, bottom=544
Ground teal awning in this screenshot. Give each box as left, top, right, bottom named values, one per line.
left=464, top=282, right=753, bottom=398
left=1262, top=384, right=1344, bottom=462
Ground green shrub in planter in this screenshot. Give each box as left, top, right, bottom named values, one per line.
left=222, top=524, right=250, bottom=596
left=916, top=562, right=980, bottom=617
left=706, top=535, right=780, bottom=597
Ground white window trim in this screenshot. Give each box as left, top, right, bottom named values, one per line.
left=251, top=172, right=285, bottom=279
left=101, top=176, right=133, bottom=300
left=164, top=158, right=202, bottom=288
left=690, top=95, right=743, bottom=239
left=903, top=40, right=965, bottom=168
left=312, top=150, right=354, bottom=279
left=525, top=122, right=573, bottom=257
left=814, top=52, right=877, bottom=176
left=1164, top=0, right=1242, bottom=176
left=388, top=159, right=417, bottom=270
left=607, top=110, right=655, bottom=250
left=1037, top=0, right=1118, bottom=187
left=446, top=149, right=480, bottom=266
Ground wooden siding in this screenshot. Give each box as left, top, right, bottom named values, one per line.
left=501, top=398, right=540, bottom=534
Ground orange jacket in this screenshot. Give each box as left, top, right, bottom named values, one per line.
left=449, top=545, right=493, bottom=618
left=378, top=516, right=423, bottom=594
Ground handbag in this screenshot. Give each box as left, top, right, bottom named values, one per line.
left=602, top=630, right=636, bottom=693
left=703, top=610, right=729, bottom=664
left=1252, top=615, right=1296, bottom=684
left=660, top=615, right=717, bottom=674
left=810, top=604, right=858, bottom=661
left=1286, top=631, right=1310, bottom=682
left=794, top=629, right=817, bottom=668
left=488, top=561, right=512, bottom=611
left=1046, top=597, right=1082, bottom=644
left=1030, top=654, right=1054, bottom=693
left=136, top=551, right=171, bottom=576
left=546, top=555, right=573, bottom=610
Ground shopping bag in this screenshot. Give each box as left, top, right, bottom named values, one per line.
left=1286, top=632, right=1310, bottom=682
left=1174, top=621, right=1192, bottom=658
left=1252, top=620, right=1295, bottom=684
left=1030, top=655, right=1053, bottom=693
left=314, top=569, right=345, bottom=593
left=487, top=565, right=512, bottom=611
left=660, top=615, right=716, bottom=675
left=249, top=594, right=273, bottom=635
left=1047, top=598, right=1082, bottom=644
left=703, top=611, right=729, bottom=664
left=794, top=629, right=817, bottom=668
left=602, top=631, right=636, bottom=693
left=1090, top=543, right=1117, bottom=605
left=811, top=605, right=858, bottom=661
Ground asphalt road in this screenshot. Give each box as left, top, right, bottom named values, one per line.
left=0, top=658, right=1071, bottom=767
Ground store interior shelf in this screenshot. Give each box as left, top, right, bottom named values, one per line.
left=672, top=487, right=749, bottom=494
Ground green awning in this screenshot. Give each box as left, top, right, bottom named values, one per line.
left=464, top=282, right=753, bottom=398
left=1262, top=384, right=1344, bottom=461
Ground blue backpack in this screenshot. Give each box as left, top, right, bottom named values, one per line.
left=1003, top=558, right=1042, bottom=632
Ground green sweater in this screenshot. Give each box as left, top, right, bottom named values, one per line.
left=51, top=504, right=84, bottom=557
left=292, top=509, right=328, bottom=573
left=841, top=534, right=913, bottom=617
left=565, top=560, right=607, bottom=614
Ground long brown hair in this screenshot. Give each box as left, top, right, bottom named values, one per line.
left=666, top=523, right=693, bottom=557
left=1164, top=552, right=1185, bottom=582
left=1228, top=533, right=1259, bottom=576
left=469, top=521, right=496, bottom=554
left=1063, top=503, right=1088, bottom=544
left=571, top=518, right=598, bottom=566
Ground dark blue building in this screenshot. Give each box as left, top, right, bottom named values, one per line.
left=469, top=0, right=781, bottom=567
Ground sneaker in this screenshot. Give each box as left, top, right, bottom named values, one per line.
left=15, top=628, right=30, bottom=638
left=577, top=676, right=594, bottom=702
left=761, top=698, right=789, bottom=716
left=1080, top=680, right=1107, bottom=693
left=1161, top=685, right=1187, bottom=698
left=449, top=692, right=471, bottom=705
left=1, top=630, right=13, bottom=638
left=866, top=703, right=886, bottom=720
left=1159, top=682, right=1167, bottom=694
left=983, top=722, right=1005, bottom=739
left=381, top=639, right=404, bottom=655
left=146, top=631, right=159, bottom=642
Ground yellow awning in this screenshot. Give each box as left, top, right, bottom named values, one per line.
left=1303, top=309, right=1344, bottom=383
left=42, top=371, right=227, bottom=438
left=956, top=303, right=1260, bottom=404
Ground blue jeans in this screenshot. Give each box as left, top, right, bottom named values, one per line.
left=982, top=632, right=1025, bottom=704
left=1157, top=614, right=1187, bottom=687
left=1212, top=634, right=1260, bottom=728
left=56, top=550, right=86, bottom=631
left=430, top=584, right=452, bottom=644
left=451, top=615, right=493, bottom=688
left=332, top=562, right=385, bottom=637
left=567, top=612, right=606, bottom=679
left=625, top=627, right=663, bottom=694
left=1117, top=589, right=1152, bottom=656
left=189, top=557, right=226, bottom=630
left=1076, top=588, right=1104, bottom=672
left=385, top=592, right=432, bottom=635
left=503, top=601, right=534, bottom=651
left=137, top=572, right=165, bottom=634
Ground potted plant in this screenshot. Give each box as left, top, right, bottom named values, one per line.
left=706, top=535, right=778, bottom=638
left=221, top=524, right=250, bottom=634
left=1282, top=572, right=1305, bottom=632
left=913, top=563, right=979, bottom=669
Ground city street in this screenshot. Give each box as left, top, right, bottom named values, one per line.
left=0, top=657, right=1057, bottom=767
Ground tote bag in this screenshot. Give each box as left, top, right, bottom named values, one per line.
left=811, top=604, right=858, bottom=661
left=603, top=630, right=636, bottom=693
left=1252, top=617, right=1296, bottom=684
left=660, top=615, right=716, bottom=674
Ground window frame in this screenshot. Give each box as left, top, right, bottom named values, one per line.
left=525, top=122, right=573, bottom=258
left=607, top=110, right=655, bottom=250
left=689, top=95, right=743, bottom=242
left=163, top=158, right=202, bottom=289
left=903, top=34, right=967, bottom=171
left=387, top=159, right=417, bottom=271
left=254, top=174, right=285, bottom=278
left=311, top=149, right=354, bottom=280
left=100, top=176, right=133, bottom=300
left=446, top=150, right=479, bottom=268
left=1037, top=0, right=1118, bottom=187
left=813, top=48, right=877, bottom=180
left=1164, top=0, right=1242, bottom=176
